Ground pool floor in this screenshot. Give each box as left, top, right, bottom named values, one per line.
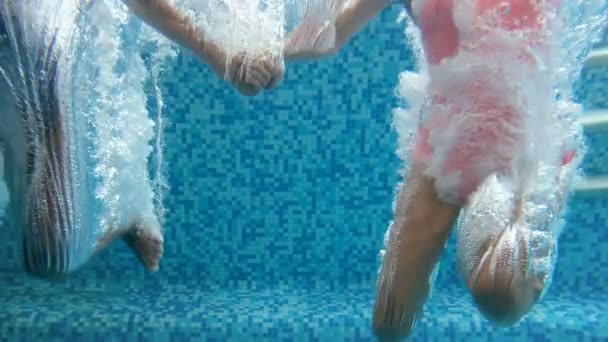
left=1, top=276, right=606, bottom=341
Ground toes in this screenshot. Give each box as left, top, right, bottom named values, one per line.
left=146, top=258, right=160, bottom=272
left=469, top=228, right=540, bottom=325
left=373, top=278, right=417, bottom=341
left=123, top=221, right=164, bottom=272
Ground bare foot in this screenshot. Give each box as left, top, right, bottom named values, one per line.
left=123, top=220, right=164, bottom=272
left=464, top=159, right=574, bottom=325
left=467, top=222, right=543, bottom=325
left=373, top=169, right=461, bottom=340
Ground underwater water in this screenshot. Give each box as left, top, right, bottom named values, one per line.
left=0, top=0, right=607, bottom=341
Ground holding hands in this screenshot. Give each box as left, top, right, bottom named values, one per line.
left=226, top=0, right=345, bottom=96
left=124, top=0, right=351, bottom=97
left=123, top=0, right=284, bottom=97
left=226, top=51, right=285, bottom=96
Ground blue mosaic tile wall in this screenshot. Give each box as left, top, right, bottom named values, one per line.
left=1, top=4, right=607, bottom=341
left=67, top=4, right=412, bottom=289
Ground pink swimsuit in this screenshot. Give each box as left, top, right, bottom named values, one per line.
left=410, top=0, right=572, bottom=203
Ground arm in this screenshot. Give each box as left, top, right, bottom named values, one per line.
left=123, top=0, right=284, bottom=95
left=122, top=0, right=227, bottom=77
left=284, top=0, right=392, bottom=61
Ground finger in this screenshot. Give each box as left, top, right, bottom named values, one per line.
left=374, top=274, right=388, bottom=319
left=242, top=55, right=272, bottom=87
left=230, top=56, right=245, bottom=84
left=257, top=61, right=274, bottom=85
left=267, top=63, right=284, bottom=89
left=233, top=53, right=250, bottom=85
left=313, top=21, right=336, bottom=51
left=243, top=70, right=267, bottom=93
left=265, top=60, right=285, bottom=89
left=385, top=290, right=395, bottom=325
left=237, top=58, right=250, bottom=85
left=247, top=63, right=272, bottom=88
left=399, top=305, right=408, bottom=329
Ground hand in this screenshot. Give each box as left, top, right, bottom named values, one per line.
left=284, top=0, right=348, bottom=60
left=284, top=16, right=337, bottom=59
left=227, top=51, right=285, bottom=96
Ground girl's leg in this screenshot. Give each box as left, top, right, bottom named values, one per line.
left=373, top=165, right=461, bottom=340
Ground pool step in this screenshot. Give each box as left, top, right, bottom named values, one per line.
left=575, top=48, right=608, bottom=180
left=576, top=46, right=608, bottom=181
left=585, top=47, right=608, bottom=67
left=581, top=109, right=608, bottom=130
left=574, top=175, right=608, bottom=192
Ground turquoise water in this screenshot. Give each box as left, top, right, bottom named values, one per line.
left=1, top=3, right=608, bottom=341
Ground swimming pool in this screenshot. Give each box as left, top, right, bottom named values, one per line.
left=0, top=4, right=607, bottom=341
